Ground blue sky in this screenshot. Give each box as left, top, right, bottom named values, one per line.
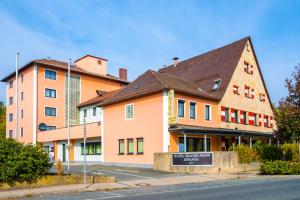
left=0, top=0, right=299, bottom=104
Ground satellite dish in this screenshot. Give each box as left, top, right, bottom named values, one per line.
left=39, top=123, right=47, bottom=131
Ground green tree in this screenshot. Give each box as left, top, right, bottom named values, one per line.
left=0, top=138, right=52, bottom=185
left=275, top=65, right=300, bottom=143
left=0, top=102, right=5, bottom=139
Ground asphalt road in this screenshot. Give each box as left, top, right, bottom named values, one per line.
left=24, top=177, right=300, bottom=200
left=49, top=164, right=181, bottom=181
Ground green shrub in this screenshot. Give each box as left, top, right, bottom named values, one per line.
left=0, top=139, right=52, bottom=186
left=281, top=143, right=299, bottom=162
left=255, top=144, right=283, bottom=161
left=260, top=160, right=300, bottom=175
left=234, top=144, right=255, bottom=164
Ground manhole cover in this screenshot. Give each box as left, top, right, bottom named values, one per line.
left=135, top=183, right=151, bottom=187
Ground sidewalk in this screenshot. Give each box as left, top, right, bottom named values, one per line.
left=0, top=173, right=257, bottom=199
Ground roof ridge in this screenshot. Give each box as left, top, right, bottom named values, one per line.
left=150, top=70, right=169, bottom=89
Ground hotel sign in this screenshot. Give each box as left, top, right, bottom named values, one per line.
left=168, top=90, right=177, bottom=124
left=172, top=152, right=213, bottom=166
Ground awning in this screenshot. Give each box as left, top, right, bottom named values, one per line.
left=169, top=124, right=274, bottom=138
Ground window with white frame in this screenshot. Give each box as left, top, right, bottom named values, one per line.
left=84, top=109, right=87, bottom=118
left=45, top=70, right=56, bottom=80
left=9, top=97, right=13, bottom=105
left=204, top=105, right=211, bottom=121
left=21, top=92, right=24, bottom=101
left=9, top=80, right=13, bottom=89
left=45, top=107, right=56, bottom=116
left=21, top=74, right=24, bottom=83
left=125, top=104, right=134, bottom=120
left=8, top=130, right=13, bottom=138
left=45, top=88, right=56, bottom=98
left=93, top=107, right=97, bottom=116
left=9, top=113, right=13, bottom=122
left=212, top=79, right=222, bottom=90
left=178, top=99, right=185, bottom=118
left=20, top=127, right=23, bottom=137
left=190, top=102, right=196, bottom=119
left=21, top=109, right=24, bottom=118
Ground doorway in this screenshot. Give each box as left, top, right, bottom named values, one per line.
left=62, top=144, right=66, bottom=162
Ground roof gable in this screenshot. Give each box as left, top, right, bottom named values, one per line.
left=159, top=36, right=250, bottom=99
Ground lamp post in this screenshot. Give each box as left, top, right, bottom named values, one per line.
left=67, top=59, right=71, bottom=174
left=15, top=53, right=20, bottom=142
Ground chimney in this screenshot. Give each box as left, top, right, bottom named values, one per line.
left=119, top=68, right=127, bottom=80
left=173, top=57, right=179, bottom=67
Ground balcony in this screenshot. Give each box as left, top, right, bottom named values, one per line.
left=37, top=122, right=101, bottom=143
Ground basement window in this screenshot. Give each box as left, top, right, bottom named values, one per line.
left=212, top=79, right=221, bottom=90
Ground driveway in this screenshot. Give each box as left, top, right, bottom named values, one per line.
left=49, top=164, right=185, bottom=181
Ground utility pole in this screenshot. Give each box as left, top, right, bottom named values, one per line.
left=67, top=59, right=71, bottom=174
left=15, top=53, right=20, bottom=142
left=83, top=119, right=87, bottom=188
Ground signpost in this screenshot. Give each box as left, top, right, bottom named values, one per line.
left=172, top=152, right=213, bottom=166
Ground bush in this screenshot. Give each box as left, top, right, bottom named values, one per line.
left=281, top=143, right=299, bottom=162
left=253, top=142, right=283, bottom=161
left=260, top=160, right=300, bottom=175
left=0, top=139, right=52, bottom=186
left=232, top=144, right=255, bottom=164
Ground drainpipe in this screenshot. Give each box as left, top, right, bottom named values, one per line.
left=204, top=134, right=207, bottom=152
left=250, top=137, right=252, bottom=149
left=238, top=135, right=241, bottom=145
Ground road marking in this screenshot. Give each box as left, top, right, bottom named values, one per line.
left=84, top=191, right=123, bottom=200
left=87, top=178, right=299, bottom=200
left=114, top=169, right=140, bottom=173
left=95, top=170, right=151, bottom=179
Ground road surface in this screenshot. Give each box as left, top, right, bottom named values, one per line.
left=23, top=177, right=300, bottom=200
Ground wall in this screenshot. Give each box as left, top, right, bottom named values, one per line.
left=174, top=93, right=219, bottom=128
left=219, top=40, right=274, bottom=133
left=79, top=106, right=102, bottom=124
left=75, top=56, right=107, bottom=76
left=103, top=92, right=164, bottom=164
left=154, top=152, right=258, bottom=173
left=74, top=138, right=102, bottom=161
left=6, top=65, right=34, bottom=144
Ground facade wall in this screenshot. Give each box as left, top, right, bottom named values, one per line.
left=174, top=93, right=219, bottom=128
left=103, top=92, right=164, bottom=164
left=6, top=65, right=34, bottom=143
left=79, top=106, right=102, bottom=124
left=75, top=56, right=107, bottom=76
left=219, top=41, right=274, bottom=133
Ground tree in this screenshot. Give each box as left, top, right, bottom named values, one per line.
left=0, top=138, right=52, bottom=185
left=275, top=64, right=300, bottom=143
left=0, top=102, right=5, bottom=139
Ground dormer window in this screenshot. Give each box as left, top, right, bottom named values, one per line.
left=212, top=79, right=221, bottom=90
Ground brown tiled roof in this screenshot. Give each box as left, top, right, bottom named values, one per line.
left=158, top=36, right=250, bottom=99
left=78, top=89, right=121, bottom=107
left=1, top=58, right=129, bottom=84
left=99, top=70, right=218, bottom=106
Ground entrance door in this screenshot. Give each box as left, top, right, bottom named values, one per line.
left=62, top=144, right=66, bottom=162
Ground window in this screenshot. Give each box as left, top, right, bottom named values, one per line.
left=9, top=80, right=13, bottom=88
left=254, top=113, right=258, bottom=126
left=84, top=109, right=87, bottom=118
left=119, top=139, right=125, bottom=155
left=20, top=127, right=23, bottom=137
left=21, top=74, right=24, bottom=83
left=245, top=85, right=250, bottom=98
left=9, top=113, right=13, bottom=122
left=260, top=93, right=266, bottom=102
left=190, top=102, right=196, bottom=119
left=45, top=88, right=56, bottom=98
left=178, top=99, right=185, bottom=117
left=137, top=138, right=144, bottom=154
left=45, top=70, right=56, bottom=80
left=21, top=109, right=23, bottom=118
left=205, top=105, right=211, bottom=121
left=243, top=112, right=247, bottom=125
left=8, top=130, right=13, bottom=138
left=212, top=79, right=222, bottom=90
left=127, top=138, right=134, bottom=154
left=233, top=85, right=239, bottom=94
left=225, top=108, right=230, bottom=122
left=45, top=107, right=56, bottom=116
left=244, top=61, right=250, bottom=73
left=234, top=110, right=239, bottom=123
left=93, top=107, right=97, bottom=116
left=179, top=137, right=211, bottom=152
left=9, top=97, right=13, bottom=105
left=81, top=142, right=101, bottom=155
left=21, top=92, right=24, bottom=101
left=266, top=116, right=269, bottom=127
left=45, top=126, right=56, bottom=131
left=125, top=104, right=134, bottom=120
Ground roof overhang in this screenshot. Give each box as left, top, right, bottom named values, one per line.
left=169, top=124, right=274, bottom=138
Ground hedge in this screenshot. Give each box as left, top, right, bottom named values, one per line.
left=0, top=139, right=52, bottom=186
left=260, top=160, right=300, bottom=175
